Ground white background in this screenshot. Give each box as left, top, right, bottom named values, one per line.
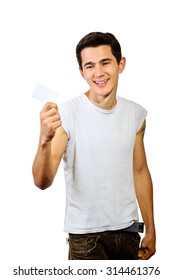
left=0, top=0, right=172, bottom=278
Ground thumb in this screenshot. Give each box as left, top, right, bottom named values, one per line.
left=138, top=248, right=145, bottom=259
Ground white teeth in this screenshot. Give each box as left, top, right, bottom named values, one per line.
left=95, top=79, right=108, bottom=84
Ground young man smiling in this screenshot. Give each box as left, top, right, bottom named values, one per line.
left=32, top=32, right=156, bottom=260
left=80, top=44, right=125, bottom=110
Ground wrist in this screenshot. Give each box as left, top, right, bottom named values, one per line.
left=145, top=224, right=156, bottom=235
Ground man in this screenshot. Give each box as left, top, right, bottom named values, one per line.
left=32, top=32, right=156, bottom=260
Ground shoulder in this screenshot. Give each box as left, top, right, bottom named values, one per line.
left=59, top=94, right=83, bottom=108
left=58, top=94, right=83, bottom=114
left=117, top=96, right=148, bottom=132
left=118, top=96, right=147, bottom=118
left=118, top=96, right=147, bottom=112
left=58, top=95, right=83, bottom=138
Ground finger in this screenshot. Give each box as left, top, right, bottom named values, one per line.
left=140, top=253, right=152, bottom=260
left=47, top=107, right=59, bottom=117
left=48, top=114, right=61, bottom=123
left=43, top=102, right=58, bottom=111
left=54, top=120, right=62, bottom=128
left=48, top=120, right=62, bottom=130
left=138, top=249, right=145, bottom=259
left=139, top=249, right=153, bottom=260
left=40, top=108, right=60, bottom=119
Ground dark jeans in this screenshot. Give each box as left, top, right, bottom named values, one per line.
left=68, top=230, right=141, bottom=260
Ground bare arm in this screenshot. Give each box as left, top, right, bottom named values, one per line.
left=133, top=120, right=156, bottom=260
left=32, top=102, right=68, bottom=190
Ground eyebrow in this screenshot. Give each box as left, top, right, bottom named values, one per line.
left=83, top=58, right=112, bottom=68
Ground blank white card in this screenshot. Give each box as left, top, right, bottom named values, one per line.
left=32, top=84, right=58, bottom=103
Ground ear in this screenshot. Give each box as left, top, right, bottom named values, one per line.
left=118, top=57, right=126, bottom=73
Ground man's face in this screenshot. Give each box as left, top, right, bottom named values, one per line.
left=80, top=45, right=125, bottom=101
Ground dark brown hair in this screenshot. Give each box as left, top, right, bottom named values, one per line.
left=76, top=32, right=122, bottom=70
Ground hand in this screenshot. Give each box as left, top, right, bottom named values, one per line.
left=138, top=231, right=156, bottom=260
left=39, top=102, right=62, bottom=143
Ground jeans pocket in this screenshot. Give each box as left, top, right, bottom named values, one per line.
left=129, top=232, right=141, bottom=259
left=130, top=232, right=141, bottom=244
left=69, top=234, right=100, bottom=260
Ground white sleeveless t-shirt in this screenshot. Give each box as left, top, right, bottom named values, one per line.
left=58, top=94, right=147, bottom=234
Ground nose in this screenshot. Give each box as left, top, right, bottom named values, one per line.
left=94, top=64, right=104, bottom=77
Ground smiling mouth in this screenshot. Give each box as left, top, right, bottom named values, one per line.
left=94, top=79, right=109, bottom=85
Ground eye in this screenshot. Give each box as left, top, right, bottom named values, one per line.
left=103, top=61, right=110, bottom=65
left=85, top=65, right=93, bottom=69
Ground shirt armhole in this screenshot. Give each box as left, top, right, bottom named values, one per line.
left=136, top=109, right=148, bottom=133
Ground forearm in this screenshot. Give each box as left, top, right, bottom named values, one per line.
left=133, top=123, right=156, bottom=259
left=134, top=168, right=156, bottom=259
left=32, top=139, right=55, bottom=190
left=32, top=102, right=66, bottom=190
left=134, top=168, right=155, bottom=234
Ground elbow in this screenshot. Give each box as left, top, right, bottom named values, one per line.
left=36, top=183, right=51, bottom=190
left=33, top=176, right=53, bottom=190
left=32, top=167, right=53, bottom=190
left=134, top=165, right=150, bottom=177
left=32, top=164, right=56, bottom=190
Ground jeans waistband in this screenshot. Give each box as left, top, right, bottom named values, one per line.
left=122, top=222, right=144, bottom=233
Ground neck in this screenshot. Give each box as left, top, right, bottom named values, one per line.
left=86, top=91, right=117, bottom=110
